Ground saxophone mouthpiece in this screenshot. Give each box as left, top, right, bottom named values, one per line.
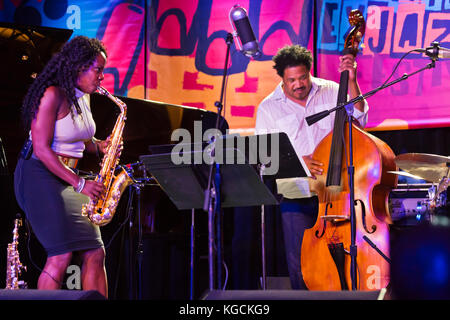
left=97, top=86, right=107, bottom=95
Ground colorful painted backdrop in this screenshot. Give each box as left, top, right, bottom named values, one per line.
left=1, top=0, right=449, bottom=131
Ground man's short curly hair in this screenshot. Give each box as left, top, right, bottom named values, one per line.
left=272, top=45, right=312, bottom=77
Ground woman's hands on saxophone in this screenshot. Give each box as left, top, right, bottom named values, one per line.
left=80, top=135, right=123, bottom=201
left=96, top=139, right=109, bottom=154
left=81, top=136, right=122, bottom=201
left=95, top=136, right=123, bottom=157
left=82, top=180, right=105, bottom=200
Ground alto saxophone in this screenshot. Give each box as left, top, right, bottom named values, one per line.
left=82, top=86, right=133, bottom=226
left=6, top=218, right=27, bottom=289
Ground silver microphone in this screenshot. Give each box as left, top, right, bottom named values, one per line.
left=421, top=42, right=450, bottom=60
left=229, top=4, right=261, bottom=58
left=432, top=46, right=450, bottom=59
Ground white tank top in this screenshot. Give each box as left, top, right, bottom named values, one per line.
left=51, top=88, right=96, bottom=158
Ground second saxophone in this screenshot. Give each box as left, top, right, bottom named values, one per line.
left=6, top=217, right=27, bottom=289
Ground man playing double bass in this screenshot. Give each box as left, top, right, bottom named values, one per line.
left=255, top=44, right=368, bottom=290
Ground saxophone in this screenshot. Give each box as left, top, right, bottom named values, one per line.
left=81, top=86, right=133, bottom=226
left=6, top=218, right=27, bottom=289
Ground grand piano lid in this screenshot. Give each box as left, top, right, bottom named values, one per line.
left=0, top=22, right=73, bottom=103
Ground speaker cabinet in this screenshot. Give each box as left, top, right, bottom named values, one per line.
left=202, top=289, right=382, bottom=300
left=0, top=289, right=105, bottom=300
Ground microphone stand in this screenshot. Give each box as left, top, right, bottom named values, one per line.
left=134, top=181, right=144, bottom=300
left=306, top=57, right=436, bottom=290
left=203, top=32, right=233, bottom=290
left=122, top=163, right=146, bottom=300
left=306, top=59, right=436, bottom=127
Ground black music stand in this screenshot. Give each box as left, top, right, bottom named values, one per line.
left=233, top=132, right=311, bottom=179
left=219, top=132, right=311, bottom=288
left=140, top=147, right=279, bottom=297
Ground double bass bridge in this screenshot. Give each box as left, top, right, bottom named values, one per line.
left=321, top=214, right=350, bottom=223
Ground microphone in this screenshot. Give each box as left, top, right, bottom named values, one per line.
left=305, top=110, right=330, bottom=126
left=420, top=42, right=450, bottom=60
left=229, top=4, right=261, bottom=58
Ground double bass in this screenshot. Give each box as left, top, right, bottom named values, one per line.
left=300, top=10, right=397, bottom=291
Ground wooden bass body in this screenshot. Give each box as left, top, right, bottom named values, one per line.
left=300, top=122, right=397, bottom=290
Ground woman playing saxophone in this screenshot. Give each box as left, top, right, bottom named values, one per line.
left=13, top=36, right=112, bottom=298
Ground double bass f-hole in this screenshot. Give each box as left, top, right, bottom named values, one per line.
left=315, top=199, right=377, bottom=238
left=315, top=202, right=332, bottom=238
left=355, top=199, right=377, bottom=234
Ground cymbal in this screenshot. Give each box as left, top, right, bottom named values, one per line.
left=394, top=153, right=450, bottom=183
left=387, top=170, right=425, bottom=181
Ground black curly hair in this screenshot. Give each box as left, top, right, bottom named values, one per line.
left=21, top=35, right=107, bottom=131
left=272, top=45, right=312, bottom=77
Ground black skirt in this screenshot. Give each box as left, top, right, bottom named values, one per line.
left=14, top=157, right=103, bottom=257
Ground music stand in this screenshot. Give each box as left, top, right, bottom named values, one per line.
left=231, top=132, right=311, bottom=179
left=140, top=147, right=279, bottom=296
left=217, top=132, right=310, bottom=288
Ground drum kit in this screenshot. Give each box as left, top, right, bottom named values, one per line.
left=389, top=153, right=450, bottom=224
